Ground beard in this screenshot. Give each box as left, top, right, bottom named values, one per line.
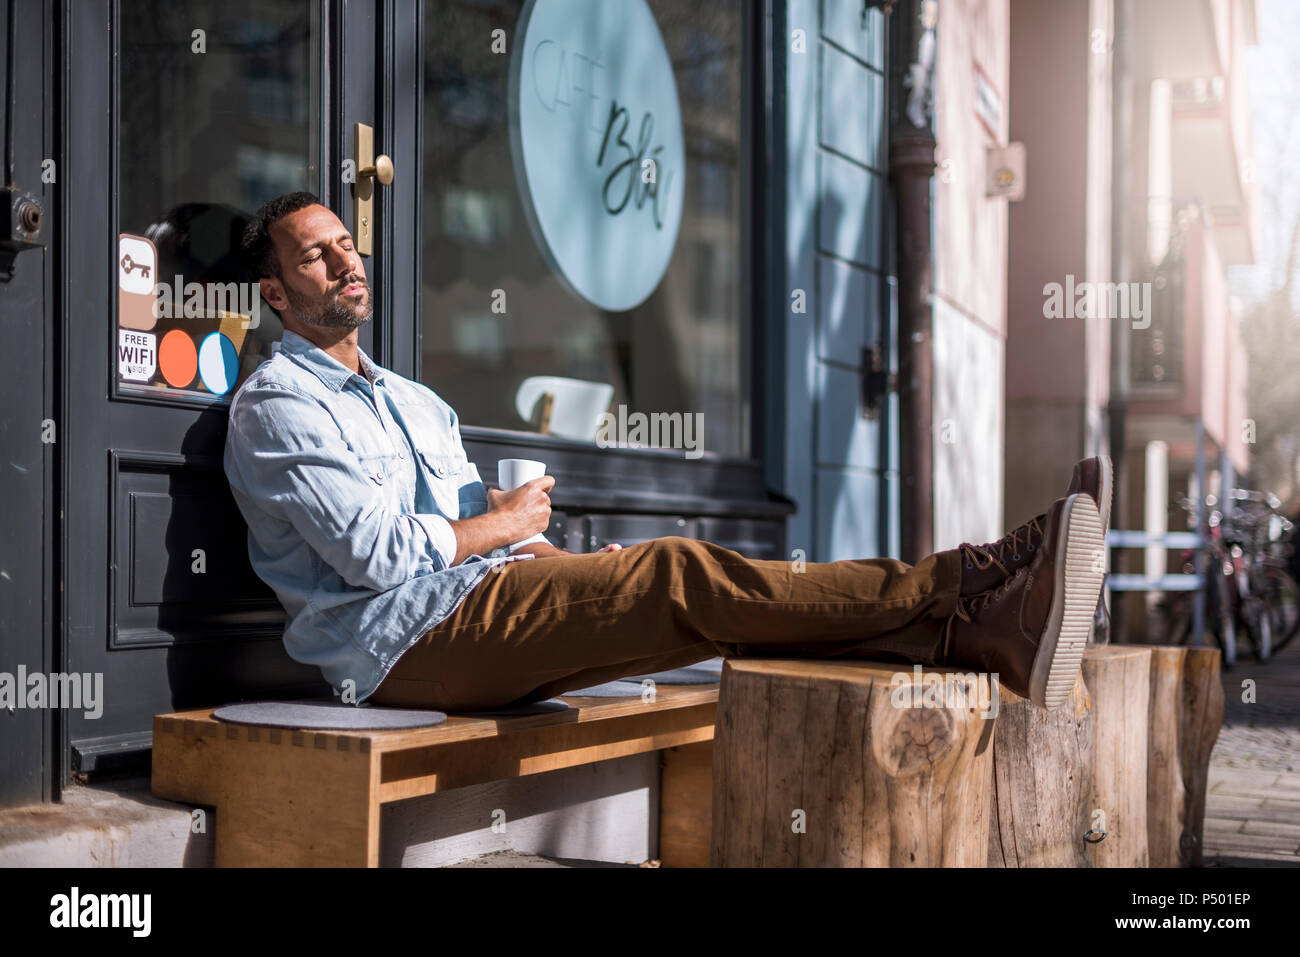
left=284, top=274, right=373, bottom=329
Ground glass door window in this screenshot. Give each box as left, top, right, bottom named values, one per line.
left=115, top=0, right=321, bottom=403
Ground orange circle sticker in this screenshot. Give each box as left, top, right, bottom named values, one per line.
left=159, top=330, right=198, bottom=388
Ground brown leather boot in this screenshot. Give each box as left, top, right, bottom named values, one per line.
left=958, top=455, right=1114, bottom=595
left=942, top=493, right=1106, bottom=709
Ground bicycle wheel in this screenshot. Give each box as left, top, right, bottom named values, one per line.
left=1155, top=591, right=1192, bottom=645
left=1264, top=566, right=1300, bottom=653
left=1214, top=570, right=1238, bottom=667
left=1243, top=595, right=1272, bottom=662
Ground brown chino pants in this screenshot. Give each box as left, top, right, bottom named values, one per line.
left=368, top=535, right=963, bottom=712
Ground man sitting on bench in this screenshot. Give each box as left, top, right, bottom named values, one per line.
left=223, top=192, right=1111, bottom=714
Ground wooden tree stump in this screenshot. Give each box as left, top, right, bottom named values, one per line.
left=710, top=659, right=995, bottom=867
left=1111, top=644, right=1223, bottom=867
left=1081, top=645, right=1152, bottom=867
left=989, top=674, right=1094, bottom=867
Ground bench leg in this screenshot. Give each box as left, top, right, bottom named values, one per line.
left=659, top=741, right=713, bottom=867
left=212, top=734, right=381, bottom=867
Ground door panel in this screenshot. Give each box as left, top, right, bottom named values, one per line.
left=784, top=0, right=893, bottom=562
left=109, top=450, right=282, bottom=648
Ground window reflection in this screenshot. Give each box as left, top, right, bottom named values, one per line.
left=117, top=1, right=319, bottom=401
left=420, top=0, right=748, bottom=458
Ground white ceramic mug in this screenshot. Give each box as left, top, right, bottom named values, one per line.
left=497, top=458, right=547, bottom=491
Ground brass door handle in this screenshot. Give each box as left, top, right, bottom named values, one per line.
left=353, top=123, right=394, bottom=256
left=359, top=155, right=394, bottom=185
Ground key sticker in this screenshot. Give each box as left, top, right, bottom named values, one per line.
left=118, top=233, right=159, bottom=331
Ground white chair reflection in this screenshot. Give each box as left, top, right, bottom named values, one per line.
left=515, top=376, right=615, bottom=442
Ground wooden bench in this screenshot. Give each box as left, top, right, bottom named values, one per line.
left=152, top=685, right=718, bottom=867
left=155, top=646, right=1222, bottom=868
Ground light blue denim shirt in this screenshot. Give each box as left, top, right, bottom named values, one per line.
left=223, top=329, right=546, bottom=703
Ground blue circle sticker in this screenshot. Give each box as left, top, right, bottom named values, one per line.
left=198, top=332, right=238, bottom=396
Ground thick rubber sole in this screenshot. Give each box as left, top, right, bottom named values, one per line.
left=1094, top=454, right=1114, bottom=532
left=1027, top=494, right=1106, bottom=709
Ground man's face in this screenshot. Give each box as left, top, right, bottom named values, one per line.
left=262, top=205, right=372, bottom=329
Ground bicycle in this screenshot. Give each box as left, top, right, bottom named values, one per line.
left=1155, top=490, right=1300, bottom=665
left=1152, top=495, right=1239, bottom=666
left=1221, top=488, right=1300, bottom=659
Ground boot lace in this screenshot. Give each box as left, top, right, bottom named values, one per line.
left=953, top=566, right=1027, bottom=624
left=957, top=512, right=1045, bottom=574
left=944, top=566, right=1028, bottom=659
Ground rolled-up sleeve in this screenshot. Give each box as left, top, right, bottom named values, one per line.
left=225, top=382, right=454, bottom=590
left=413, top=513, right=459, bottom=568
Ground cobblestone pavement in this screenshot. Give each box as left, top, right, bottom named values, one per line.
left=1203, top=639, right=1300, bottom=867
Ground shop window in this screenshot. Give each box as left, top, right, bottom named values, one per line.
left=420, top=0, right=750, bottom=459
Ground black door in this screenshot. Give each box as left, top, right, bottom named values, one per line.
left=62, top=0, right=410, bottom=775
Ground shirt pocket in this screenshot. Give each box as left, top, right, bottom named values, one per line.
left=358, top=451, right=401, bottom=487
left=417, top=448, right=473, bottom=517
left=416, top=448, right=465, bottom=481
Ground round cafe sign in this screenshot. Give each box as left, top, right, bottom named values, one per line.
left=509, top=0, right=685, bottom=312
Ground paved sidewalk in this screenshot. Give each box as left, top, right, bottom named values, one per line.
left=1203, top=639, right=1300, bottom=867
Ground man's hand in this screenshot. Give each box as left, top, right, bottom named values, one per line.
left=448, top=476, right=625, bottom=565
left=485, top=476, right=555, bottom=541
left=448, top=475, right=554, bottom=565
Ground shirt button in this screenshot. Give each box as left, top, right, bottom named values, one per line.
left=435, top=465, right=447, bottom=477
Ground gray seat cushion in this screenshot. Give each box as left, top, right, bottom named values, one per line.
left=213, top=700, right=447, bottom=730
left=211, top=658, right=725, bottom=726
left=562, top=659, right=725, bottom=698
left=561, top=680, right=648, bottom=697
left=457, top=700, right=572, bottom=716
left=627, top=658, right=724, bottom=685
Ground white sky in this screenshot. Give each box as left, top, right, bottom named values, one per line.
left=1228, top=0, right=1300, bottom=306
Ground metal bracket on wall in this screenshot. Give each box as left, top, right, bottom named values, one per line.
left=863, top=0, right=894, bottom=23
left=862, top=345, right=896, bottom=420
left=0, top=186, right=44, bottom=282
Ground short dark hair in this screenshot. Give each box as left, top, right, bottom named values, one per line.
left=241, top=191, right=323, bottom=279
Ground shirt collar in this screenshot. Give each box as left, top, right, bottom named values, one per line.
left=277, top=328, right=387, bottom=392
